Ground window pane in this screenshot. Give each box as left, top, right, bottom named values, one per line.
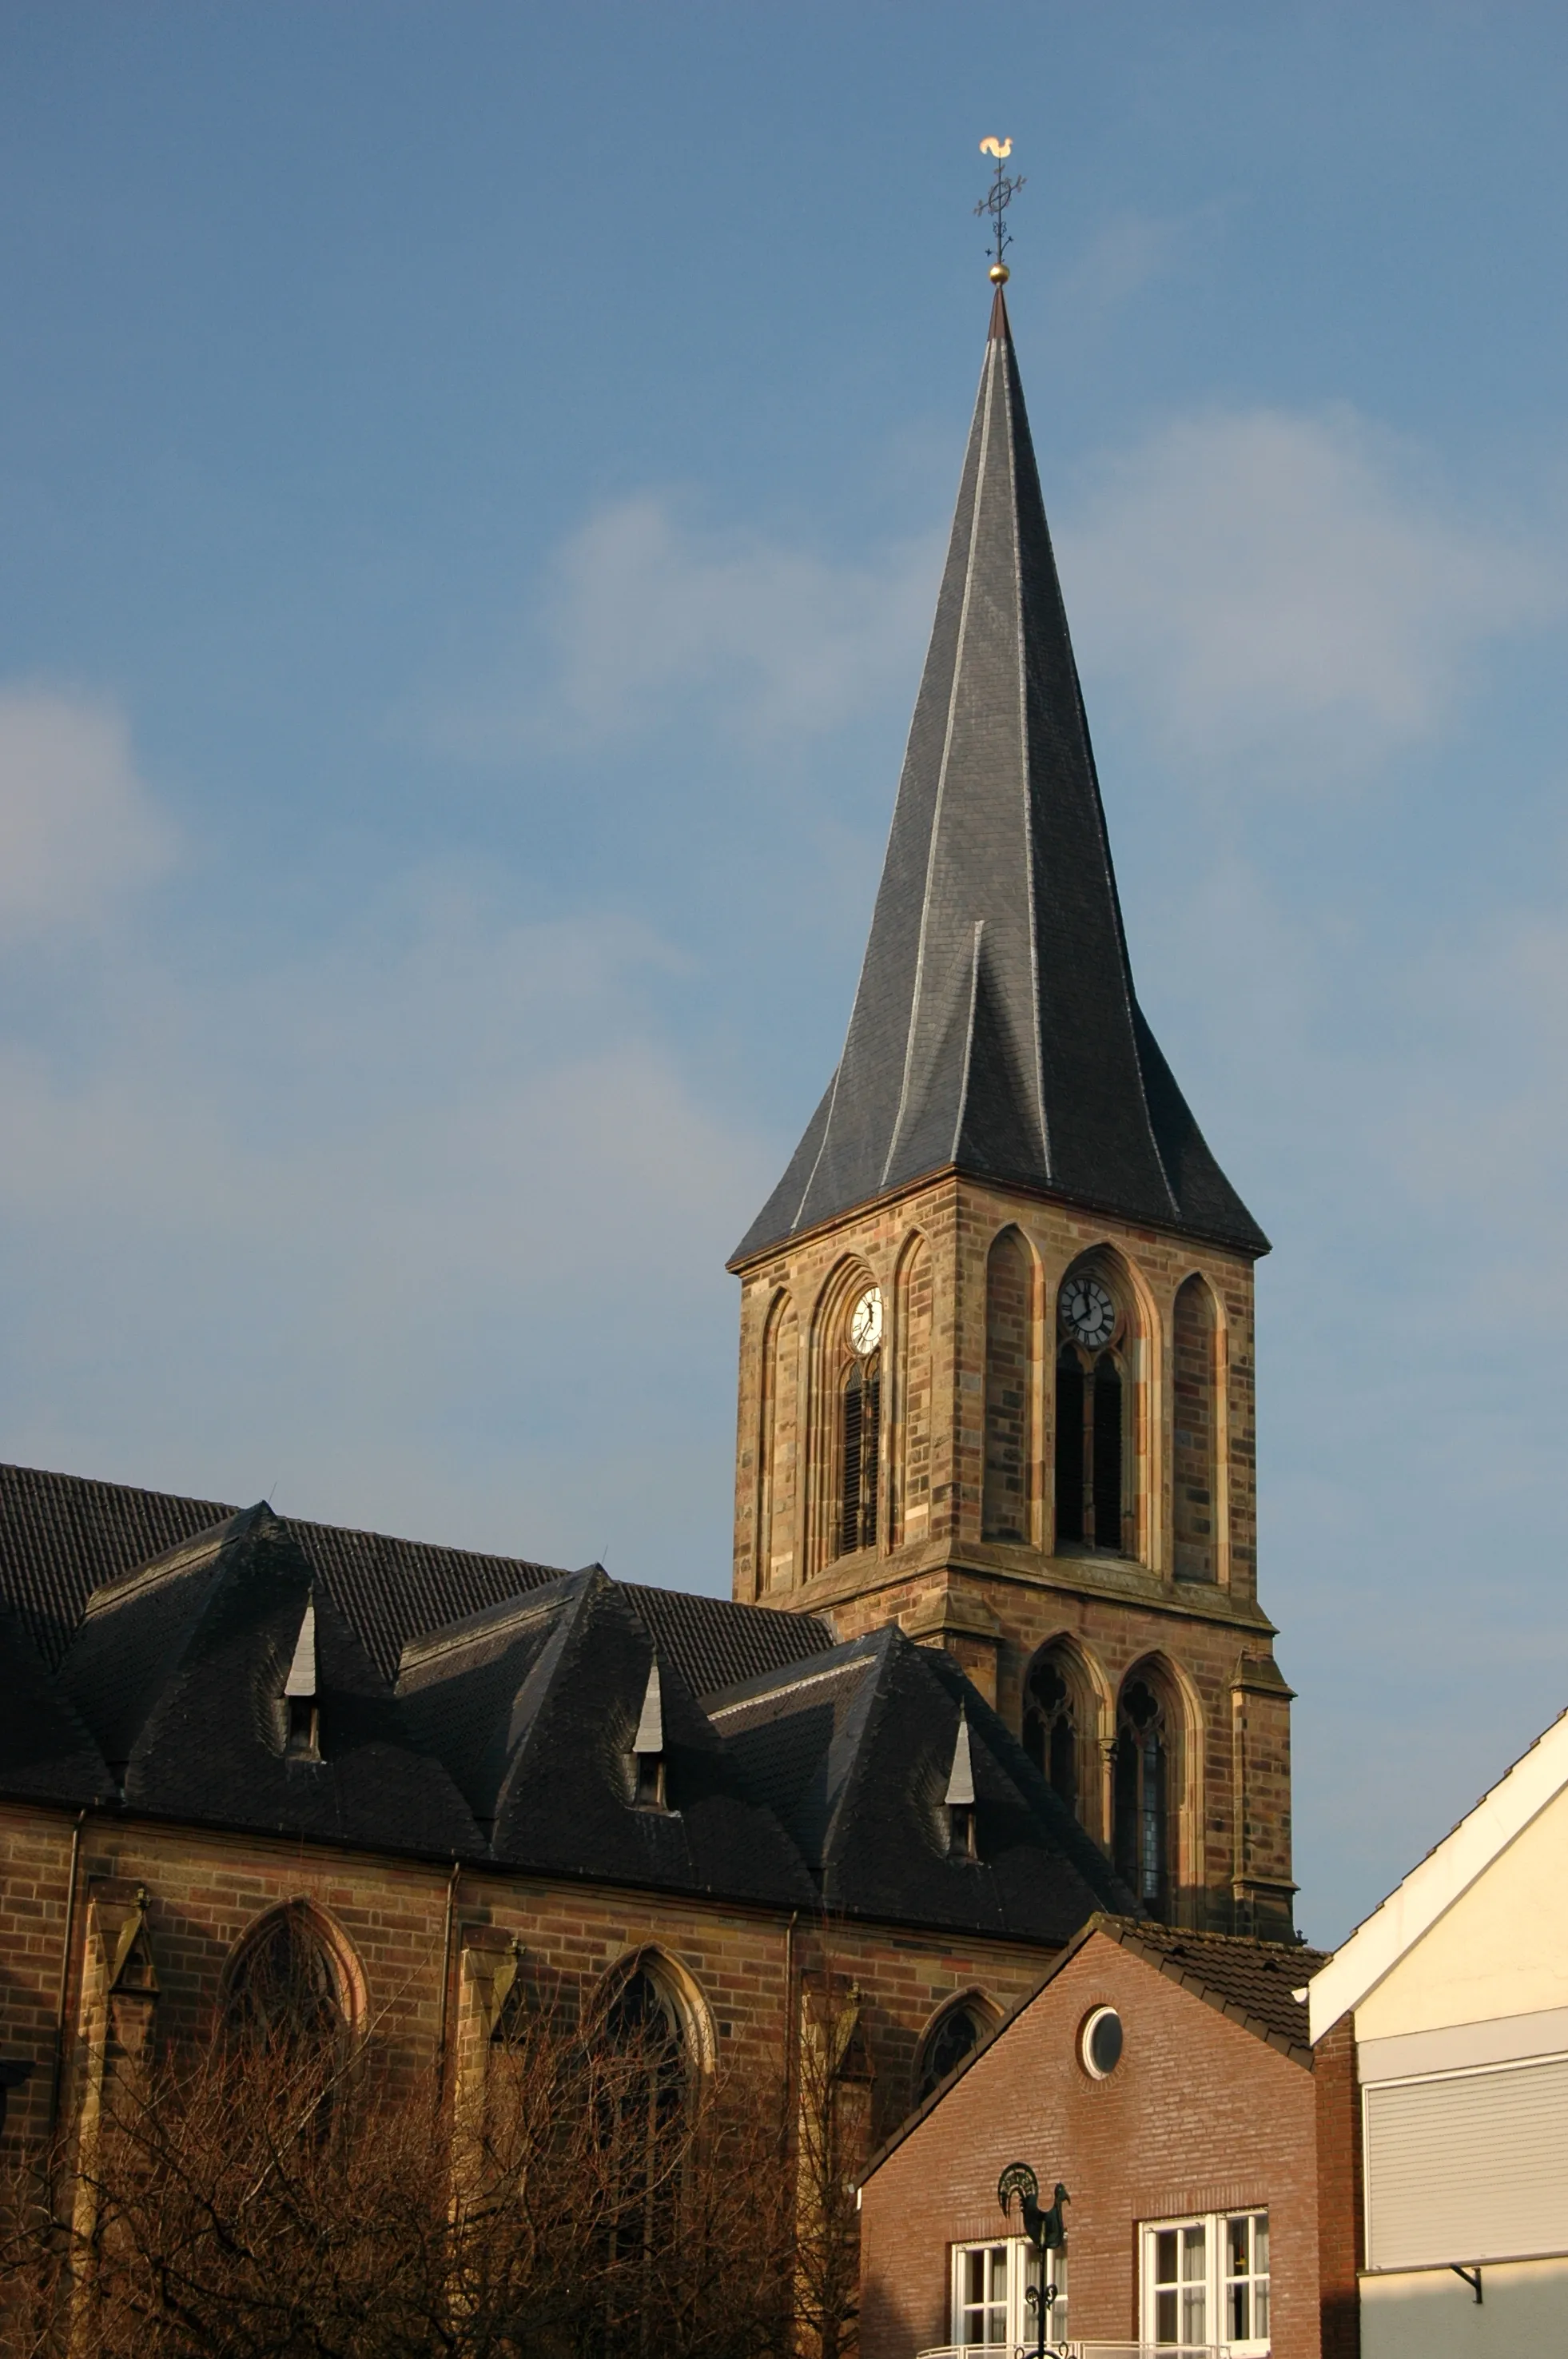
left=1155, top=2227, right=1176, bottom=2282
left=965, top=2249, right=985, bottom=2304
left=1255, top=2213, right=1269, bottom=2274
left=1156, top=2286, right=1177, bottom=2343
left=1229, top=2214, right=1249, bottom=2274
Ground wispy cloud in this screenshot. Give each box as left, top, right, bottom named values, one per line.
left=436, top=493, right=941, bottom=756
left=0, top=698, right=767, bottom=1576
left=1058, top=406, right=1558, bottom=777
left=0, top=688, right=177, bottom=932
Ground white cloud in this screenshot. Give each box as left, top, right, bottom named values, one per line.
left=1057, top=407, right=1558, bottom=775
left=0, top=868, right=770, bottom=1580
left=0, top=688, right=177, bottom=931
left=441, top=494, right=941, bottom=755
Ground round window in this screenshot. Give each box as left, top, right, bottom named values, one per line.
left=1080, top=2004, right=1123, bottom=2078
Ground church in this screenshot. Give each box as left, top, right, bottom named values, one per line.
left=0, top=281, right=1298, bottom=2186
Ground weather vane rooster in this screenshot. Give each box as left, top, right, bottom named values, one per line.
left=977, top=136, right=1025, bottom=282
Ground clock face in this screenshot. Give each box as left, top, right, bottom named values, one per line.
left=848, top=1285, right=883, bottom=1357
left=1061, top=1275, right=1116, bottom=1349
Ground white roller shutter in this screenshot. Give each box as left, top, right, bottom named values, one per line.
left=1365, top=2054, right=1568, bottom=2270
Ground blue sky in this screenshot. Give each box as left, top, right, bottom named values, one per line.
left=4, top=2, right=1568, bottom=1943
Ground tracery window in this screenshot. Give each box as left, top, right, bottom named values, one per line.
left=1022, top=1648, right=1080, bottom=1814
left=223, top=1906, right=351, bottom=2132
left=1114, top=1676, right=1170, bottom=1919
left=914, top=1996, right=993, bottom=2106
left=601, top=1963, right=689, bottom=2267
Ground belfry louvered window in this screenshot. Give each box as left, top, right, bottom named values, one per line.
left=1055, top=1344, right=1125, bottom=1552
left=838, top=1354, right=881, bottom=1556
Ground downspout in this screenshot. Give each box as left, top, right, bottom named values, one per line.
left=784, top=1908, right=800, bottom=2140
left=50, top=1810, right=88, bottom=2133
left=435, top=1860, right=461, bottom=2100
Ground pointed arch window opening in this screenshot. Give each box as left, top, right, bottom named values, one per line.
left=838, top=1349, right=882, bottom=1559
left=914, top=1998, right=990, bottom=2106
left=1114, top=1679, right=1170, bottom=1920
left=601, top=1963, right=690, bottom=2273
left=1055, top=1340, right=1130, bottom=1556
left=1022, top=1651, right=1080, bottom=1817
left=224, top=1906, right=350, bottom=2099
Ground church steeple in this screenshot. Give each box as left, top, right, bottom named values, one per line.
left=734, top=291, right=1264, bottom=1264
left=730, top=281, right=1294, bottom=1939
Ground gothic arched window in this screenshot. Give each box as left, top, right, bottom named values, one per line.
left=224, top=1905, right=350, bottom=2080
left=760, top=1293, right=800, bottom=1592
left=1114, top=1676, right=1170, bottom=1919
left=838, top=1345, right=881, bottom=1558
left=1022, top=1648, right=1080, bottom=1814
left=1055, top=1261, right=1133, bottom=1556
left=1173, top=1273, right=1221, bottom=1582
left=601, top=1960, right=690, bottom=2265
left=982, top=1227, right=1034, bottom=1542
left=913, top=1996, right=994, bottom=2106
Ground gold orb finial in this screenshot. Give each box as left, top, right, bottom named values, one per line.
left=989, top=261, right=1009, bottom=285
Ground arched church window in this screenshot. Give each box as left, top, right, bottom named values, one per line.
left=760, top=1293, right=799, bottom=1592
left=982, top=1227, right=1033, bottom=1542
left=1173, top=1273, right=1221, bottom=1581
left=1114, top=1677, right=1170, bottom=1919
left=914, top=1996, right=993, bottom=2106
left=224, top=1904, right=349, bottom=2075
left=836, top=1285, right=882, bottom=1558
left=1055, top=1265, right=1130, bottom=1555
left=1022, top=1648, right=1079, bottom=1813
left=601, top=1960, right=690, bottom=2265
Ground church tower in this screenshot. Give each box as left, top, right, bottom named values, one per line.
left=729, top=286, right=1295, bottom=1937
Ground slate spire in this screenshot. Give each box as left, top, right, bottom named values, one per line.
left=733, top=290, right=1265, bottom=1262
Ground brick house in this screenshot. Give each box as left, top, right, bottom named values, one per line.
left=858, top=1917, right=1361, bottom=2359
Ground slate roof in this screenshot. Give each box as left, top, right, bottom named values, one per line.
left=0, top=1462, right=834, bottom=1691
left=734, top=289, right=1267, bottom=1264
left=0, top=1458, right=1128, bottom=1943
left=706, top=1632, right=1137, bottom=1940
left=1093, top=1917, right=1327, bottom=2067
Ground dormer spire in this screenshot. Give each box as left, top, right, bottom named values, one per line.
left=732, top=291, right=1265, bottom=1265
left=632, top=1656, right=667, bottom=1811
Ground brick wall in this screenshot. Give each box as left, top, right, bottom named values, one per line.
left=0, top=1799, right=1062, bottom=2166
left=859, top=1931, right=1324, bottom=2359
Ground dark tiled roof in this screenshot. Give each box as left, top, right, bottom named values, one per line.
left=58, top=1511, right=480, bottom=1857
left=733, top=289, right=1266, bottom=1265
left=277, top=1517, right=567, bottom=1683
left=1098, top=1917, right=1327, bottom=2066
left=0, top=1602, right=113, bottom=1806
left=709, top=1632, right=1134, bottom=1938
left=627, top=1582, right=834, bottom=1704
left=0, top=1458, right=1134, bottom=1946
left=0, top=1463, right=234, bottom=1667
left=0, top=1463, right=831, bottom=1698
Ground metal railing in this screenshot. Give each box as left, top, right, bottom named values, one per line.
left=917, top=2344, right=1241, bottom=2358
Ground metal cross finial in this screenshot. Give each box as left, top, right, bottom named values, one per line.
left=977, top=136, right=1025, bottom=282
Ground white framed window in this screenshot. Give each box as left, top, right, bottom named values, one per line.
left=1140, top=2210, right=1269, bottom=2353
left=949, top=2236, right=1067, bottom=2353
